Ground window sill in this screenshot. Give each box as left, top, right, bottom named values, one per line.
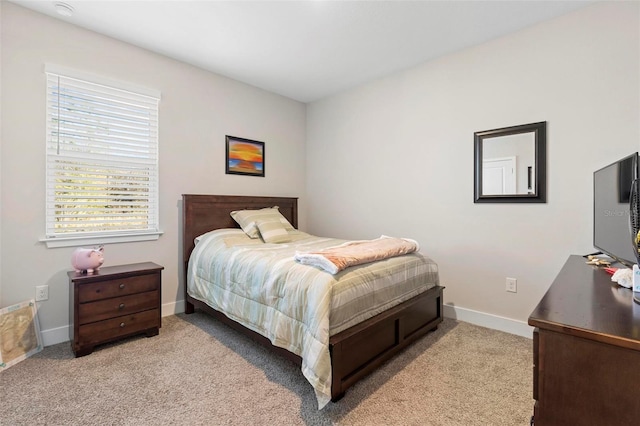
left=40, top=231, right=163, bottom=248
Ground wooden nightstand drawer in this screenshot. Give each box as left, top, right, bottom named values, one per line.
left=78, top=274, right=158, bottom=303
left=78, top=309, right=159, bottom=345
left=69, top=262, right=163, bottom=357
left=78, top=290, right=159, bottom=325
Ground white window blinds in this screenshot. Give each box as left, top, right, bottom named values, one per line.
left=45, top=67, right=160, bottom=243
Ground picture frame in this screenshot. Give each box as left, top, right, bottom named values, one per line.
left=225, top=135, right=265, bottom=177
left=0, top=299, right=43, bottom=370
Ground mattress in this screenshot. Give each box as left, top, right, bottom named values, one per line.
left=187, top=228, right=439, bottom=408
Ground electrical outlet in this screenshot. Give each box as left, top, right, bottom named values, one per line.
left=35, top=285, right=49, bottom=301
left=506, top=277, right=517, bottom=293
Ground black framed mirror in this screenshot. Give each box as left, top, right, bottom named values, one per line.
left=474, top=121, right=547, bottom=203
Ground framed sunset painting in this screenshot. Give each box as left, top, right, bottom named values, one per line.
left=225, top=135, right=265, bottom=177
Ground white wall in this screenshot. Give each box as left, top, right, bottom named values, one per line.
left=306, top=1, right=640, bottom=332
left=0, top=3, right=306, bottom=344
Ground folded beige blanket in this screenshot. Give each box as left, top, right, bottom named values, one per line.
left=294, top=235, right=419, bottom=274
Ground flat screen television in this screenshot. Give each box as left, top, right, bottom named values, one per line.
left=593, top=152, right=639, bottom=267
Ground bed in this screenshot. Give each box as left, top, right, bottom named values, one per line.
left=182, top=194, right=444, bottom=407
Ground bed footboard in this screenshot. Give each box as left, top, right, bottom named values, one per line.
left=329, top=285, right=444, bottom=400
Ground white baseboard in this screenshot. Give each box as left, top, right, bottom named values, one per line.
left=40, top=301, right=182, bottom=347
left=443, top=304, right=533, bottom=339
left=161, top=300, right=184, bottom=317
left=40, top=324, right=71, bottom=347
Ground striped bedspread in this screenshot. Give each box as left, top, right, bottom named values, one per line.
left=187, top=229, right=439, bottom=409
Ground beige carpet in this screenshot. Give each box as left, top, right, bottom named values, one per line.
left=0, top=313, right=534, bottom=425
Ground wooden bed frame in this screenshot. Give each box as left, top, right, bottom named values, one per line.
left=182, top=194, right=444, bottom=401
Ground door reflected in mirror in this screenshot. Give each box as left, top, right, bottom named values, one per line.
left=482, top=133, right=535, bottom=195
left=474, top=121, right=546, bottom=203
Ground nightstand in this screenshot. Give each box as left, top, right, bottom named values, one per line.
left=68, top=262, right=163, bottom=357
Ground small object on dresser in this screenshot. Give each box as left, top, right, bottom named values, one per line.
left=71, top=246, right=104, bottom=274
left=611, top=268, right=632, bottom=288
left=633, top=264, right=640, bottom=304
left=633, top=265, right=640, bottom=293
left=585, top=255, right=611, bottom=267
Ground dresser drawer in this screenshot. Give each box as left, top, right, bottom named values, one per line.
left=78, top=290, right=159, bottom=325
left=78, top=273, right=159, bottom=303
left=78, top=309, right=159, bottom=345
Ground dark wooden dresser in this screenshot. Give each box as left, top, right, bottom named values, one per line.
left=68, top=262, right=163, bottom=357
left=528, top=255, right=640, bottom=425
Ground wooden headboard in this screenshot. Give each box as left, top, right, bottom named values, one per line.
left=182, top=194, right=298, bottom=266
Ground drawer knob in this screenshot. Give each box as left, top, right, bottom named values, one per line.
left=120, top=322, right=125, bottom=328
left=118, top=303, right=125, bottom=310
left=119, top=283, right=125, bottom=289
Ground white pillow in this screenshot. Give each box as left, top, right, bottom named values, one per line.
left=230, top=206, right=294, bottom=239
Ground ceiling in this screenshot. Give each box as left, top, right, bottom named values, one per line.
left=10, top=0, right=594, bottom=103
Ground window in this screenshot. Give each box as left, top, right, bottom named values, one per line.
left=44, top=65, right=161, bottom=248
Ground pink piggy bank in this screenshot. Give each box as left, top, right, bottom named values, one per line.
left=71, top=246, right=104, bottom=274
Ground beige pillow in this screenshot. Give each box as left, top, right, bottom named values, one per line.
left=230, top=206, right=294, bottom=239
left=256, top=219, right=292, bottom=243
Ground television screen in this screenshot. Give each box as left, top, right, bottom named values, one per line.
left=593, top=152, right=639, bottom=267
